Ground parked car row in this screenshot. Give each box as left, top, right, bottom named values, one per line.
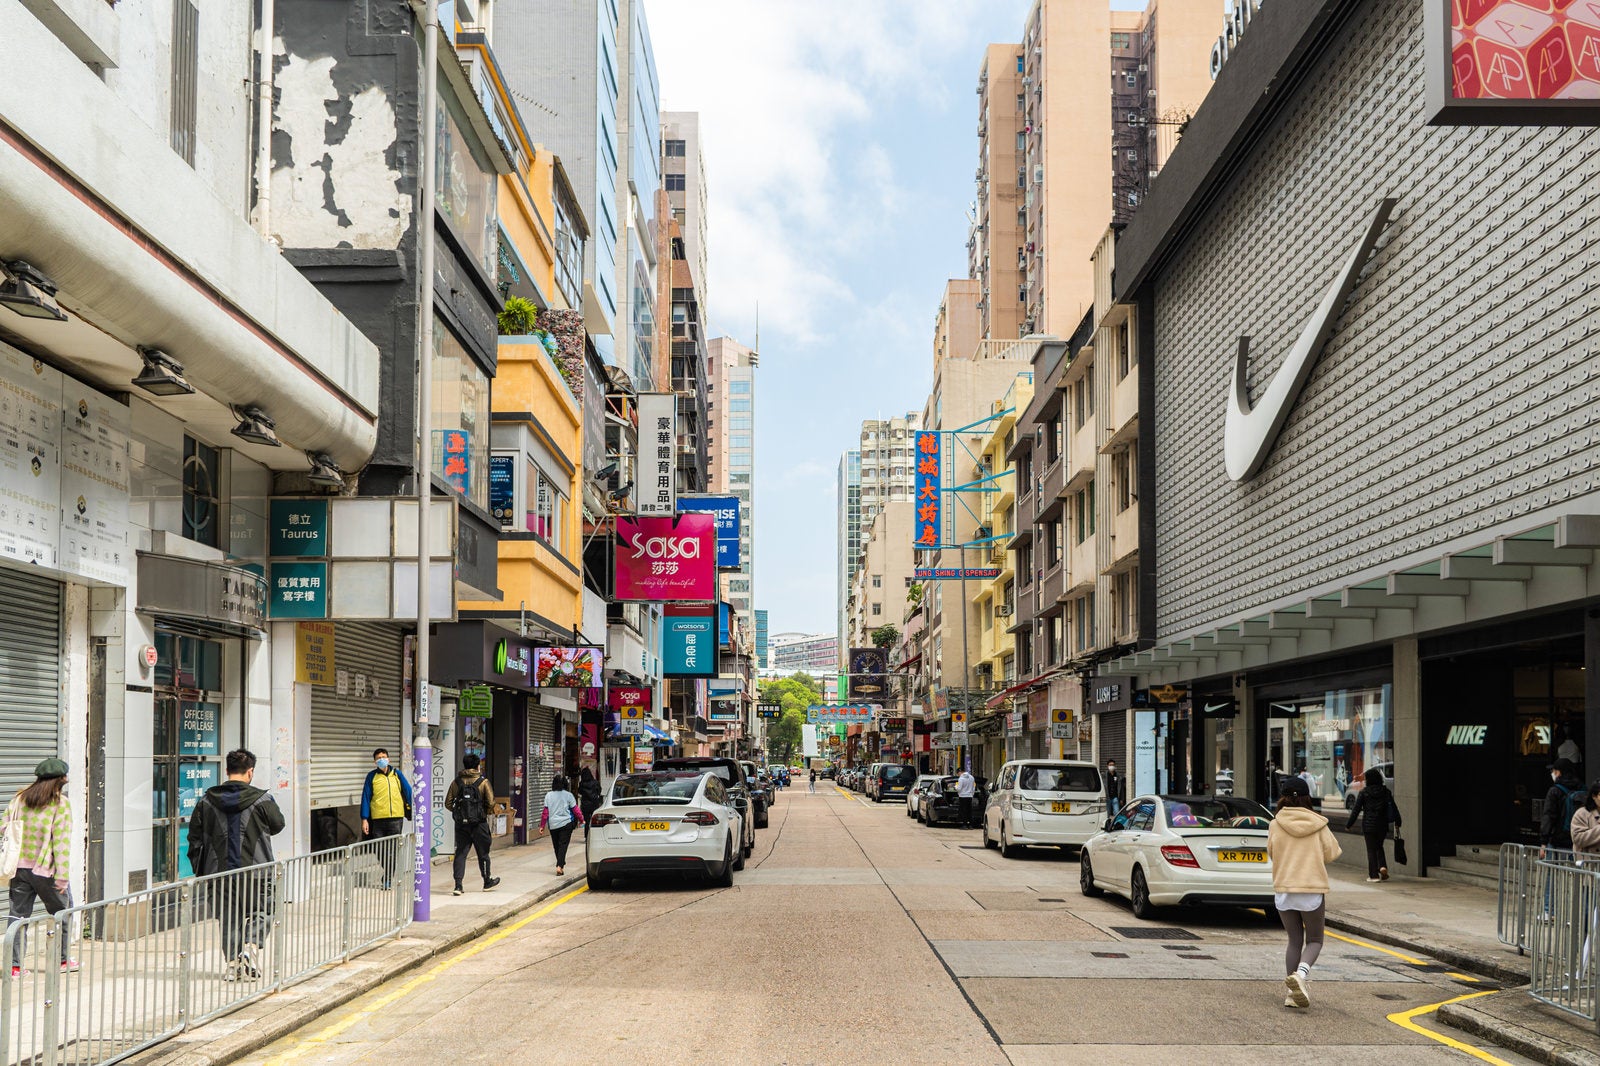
left=586, top=756, right=779, bottom=891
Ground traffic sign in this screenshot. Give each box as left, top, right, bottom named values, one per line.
left=951, top=711, right=967, bottom=734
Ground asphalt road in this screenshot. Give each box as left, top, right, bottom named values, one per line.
left=239, top=783, right=1535, bottom=1066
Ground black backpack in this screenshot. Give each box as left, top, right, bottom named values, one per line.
left=453, top=776, right=488, bottom=825
left=1560, top=783, right=1585, bottom=843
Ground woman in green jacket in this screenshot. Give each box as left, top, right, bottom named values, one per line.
left=6, top=758, right=76, bottom=976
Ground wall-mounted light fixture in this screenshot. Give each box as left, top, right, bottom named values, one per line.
left=306, top=452, right=344, bottom=489
left=0, top=260, right=67, bottom=321
left=231, top=404, right=281, bottom=447
left=131, top=347, right=195, bottom=396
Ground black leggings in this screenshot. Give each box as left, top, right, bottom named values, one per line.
left=550, top=823, right=575, bottom=866
left=1364, top=829, right=1389, bottom=879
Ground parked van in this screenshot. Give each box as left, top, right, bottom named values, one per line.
left=872, top=763, right=917, bottom=803
left=983, top=760, right=1105, bottom=857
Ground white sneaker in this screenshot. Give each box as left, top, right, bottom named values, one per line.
left=237, top=944, right=261, bottom=981
left=1284, top=995, right=1300, bottom=1008
left=1366, top=877, right=1382, bottom=883
left=1286, top=971, right=1309, bottom=1007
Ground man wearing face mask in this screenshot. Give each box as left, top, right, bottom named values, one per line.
left=361, top=748, right=413, bottom=891
left=1104, top=759, right=1124, bottom=818
left=1543, top=757, right=1585, bottom=851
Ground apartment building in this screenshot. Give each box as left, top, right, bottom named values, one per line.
left=972, top=372, right=1034, bottom=699
left=836, top=449, right=862, bottom=662
left=971, top=44, right=1026, bottom=341
left=846, top=501, right=916, bottom=649
left=660, top=113, right=710, bottom=322
left=769, top=633, right=840, bottom=677
left=837, top=414, right=921, bottom=654
left=708, top=336, right=758, bottom=637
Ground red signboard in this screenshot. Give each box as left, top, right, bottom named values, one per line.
left=608, top=686, right=652, bottom=711
left=614, top=513, right=717, bottom=602
left=1429, top=0, right=1600, bottom=123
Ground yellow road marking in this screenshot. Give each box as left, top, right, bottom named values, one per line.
left=1325, top=929, right=1429, bottom=965
left=1387, top=990, right=1509, bottom=1065
left=261, top=886, right=588, bottom=1065
left=1445, top=971, right=1483, bottom=983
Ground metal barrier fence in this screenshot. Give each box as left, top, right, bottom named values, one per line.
left=1529, top=858, right=1600, bottom=1029
left=0, top=834, right=412, bottom=1066
left=1497, top=842, right=1588, bottom=954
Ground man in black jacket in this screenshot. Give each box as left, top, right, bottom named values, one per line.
left=1543, top=758, right=1585, bottom=849
left=188, top=749, right=285, bottom=981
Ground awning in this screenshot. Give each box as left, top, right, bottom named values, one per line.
left=644, top=724, right=673, bottom=742
left=984, top=668, right=1061, bottom=709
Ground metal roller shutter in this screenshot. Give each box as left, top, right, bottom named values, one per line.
left=526, top=707, right=557, bottom=801
left=0, top=570, right=60, bottom=801
left=1098, top=709, right=1127, bottom=778
left=309, top=622, right=404, bottom=809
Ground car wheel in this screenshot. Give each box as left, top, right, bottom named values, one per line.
left=1000, top=823, right=1024, bottom=859
left=1079, top=853, right=1103, bottom=897
left=732, top=836, right=747, bottom=871
left=982, top=820, right=997, bottom=849
left=915, top=808, right=923, bottom=823
left=713, top=839, right=735, bottom=887
left=1130, top=867, right=1157, bottom=920
left=586, top=865, right=610, bottom=891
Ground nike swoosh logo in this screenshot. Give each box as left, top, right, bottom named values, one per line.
left=1224, top=197, right=1397, bottom=481
left=1202, top=703, right=1231, bottom=715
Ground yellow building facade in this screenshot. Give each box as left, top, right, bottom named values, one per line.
left=974, top=371, right=1034, bottom=691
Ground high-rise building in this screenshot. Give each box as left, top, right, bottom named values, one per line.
left=769, top=634, right=840, bottom=677
left=846, top=501, right=917, bottom=649
left=755, top=609, right=770, bottom=670
left=971, top=44, right=1025, bottom=342
left=836, top=449, right=861, bottom=661
left=614, top=0, right=662, bottom=391
left=838, top=413, right=920, bottom=657
left=708, top=336, right=758, bottom=640
left=660, top=112, right=710, bottom=323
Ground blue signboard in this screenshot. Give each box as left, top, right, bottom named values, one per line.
left=438, top=429, right=471, bottom=497
left=269, top=561, right=328, bottom=619
left=914, top=432, right=941, bottom=548
left=719, top=602, right=731, bottom=648
left=489, top=455, right=515, bottom=528
left=269, top=498, right=329, bottom=557
left=680, top=495, right=741, bottom=568
left=664, top=604, right=716, bottom=677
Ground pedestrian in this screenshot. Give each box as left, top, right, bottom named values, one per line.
left=1555, top=725, right=1583, bottom=766
left=957, top=768, right=976, bottom=828
left=1104, top=759, right=1124, bottom=817
left=444, top=754, right=500, bottom=896
left=539, top=774, right=584, bottom=876
left=359, top=747, right=413, bottom=890
left=5, top=758, right=77, bottom=978
left=187, top=749, right=285, bottom=982
left=808, top=768, right=817, bottom=793
left=1572, top=780, right=1600, bottom=855
left=1268, top=776, right=1342, bottom=1009
left=1345, top=768, right=1400, bottom=882
left=576, top=767, right=604, bottom=837
left=1543, top=757, right=1586, bottom=851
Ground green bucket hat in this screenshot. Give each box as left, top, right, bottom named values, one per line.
left=34, top=758, right=68, bottom=780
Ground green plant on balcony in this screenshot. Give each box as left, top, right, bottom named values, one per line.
left=870, top=624, right=900, bottom=650
left=498, top=296, right=574, bottom=390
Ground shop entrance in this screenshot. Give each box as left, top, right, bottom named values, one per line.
left=151, top=630, right=239, bottom=884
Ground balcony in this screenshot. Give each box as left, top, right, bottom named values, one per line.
left=1038, top=458, right=1067, bottom=521
left=1040, top=562, right=1066, bottom=608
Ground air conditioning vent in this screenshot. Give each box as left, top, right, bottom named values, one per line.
left=996, top=605, right=1014, bottom=617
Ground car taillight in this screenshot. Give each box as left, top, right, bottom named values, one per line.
left=590, top=813, right=617, bottom=827
left=682, top=811, right=719, bottom=826
left=1161, top=844, right=1199, bottom=868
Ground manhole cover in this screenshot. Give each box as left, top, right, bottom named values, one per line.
left=1091, top=952, right=1129, bottom=959
left=1111, top=926, right=1201, bottom=941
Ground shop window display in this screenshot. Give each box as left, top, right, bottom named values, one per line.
left=1262, top=684, right=1393, bottom=813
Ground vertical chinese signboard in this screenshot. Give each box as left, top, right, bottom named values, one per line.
left=914, top=430, right=941, bottom=548
left=439, top=429, right=471, bottom=497
left=664, top=603, right=717, bottom=677
left=637, top=392, right=676, bottom=516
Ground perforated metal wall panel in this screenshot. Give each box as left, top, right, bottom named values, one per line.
left=1151, top=0, right=1600, bottom=639
left=0, top=569, right=60, bottom=800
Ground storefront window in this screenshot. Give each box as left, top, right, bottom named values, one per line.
left=431, top=321, right=490, bottom=510
left=1263, top=684, right=1392, bottom=811
left=152, top=632, right=233, bottom=884
left=435, top=91, right=496, bottom=277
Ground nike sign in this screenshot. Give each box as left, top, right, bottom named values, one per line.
left=1202, top=702, right=1232, bottom=716
left=1224, top=197, right=1397, bottom=481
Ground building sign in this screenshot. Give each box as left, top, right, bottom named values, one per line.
left=178, top=701, right=220, bottom=756
left=295, top=621, right=335, bottom=685
left=807, top=704, right=873, bottom=724
left=719, top=601, right=732, bottom=648
left=1027, top=689, right=1049, bottom=730
left=614, top=513, right=717, bottom=602
left=0, top=347, right=62, bottom=568
left=664, top=603, right=717, bottom=677
left=1149, top=684, right=1189, bottom=705
left=492, top=639, right=531, bottom=681
left=438, top=429, right=471, bottom=497
left=489, top=455, right=515, bottom=528
left=59, top=380, right=131, bottom=585
left=138, top=555, right=267, bottom=634
left=1006, top=711, right=1024, bottom=738
left=914, top=567, right=1001, bottom=580
left=1198, top=698, right=1238, bottom=720
left=757, top=703, right=782, bottom=719
left=637, top=392, right=677, bottom=516
left=609, top=687, right=652, bottom=712
left=1090, top=676, right=1134, bottom=714
left=1427, top=0, right=1600, bottom=124
left=1209, top=0, right=1263, bottom=80
left=533, top=646, right=599, bottom=688
left=847, top=647, right=888, bottom=700
left=268, top=499, right=328, bottom=557
left=708, top=704, right=740, bottom=722
left=680, top=494, right=741, bottom=567
left=1446, top=724, right=1490, bottom=746
left=914, top=430, right=941, bottom=548
left=459, top=686, right=494, bottom=718
left=269, top=561, right=328, bottom=619
left=882, top=717, right=907, bottom=732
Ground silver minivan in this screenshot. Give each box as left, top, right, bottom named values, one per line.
left=983, top=760, right=1106, bottom=857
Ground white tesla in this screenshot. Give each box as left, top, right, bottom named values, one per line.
left=585, top=771, right=745, bottom=890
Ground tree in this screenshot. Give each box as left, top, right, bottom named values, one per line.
left=870, top=624, right=900, bottom=650
left=762, top=673, right=822, bottom=762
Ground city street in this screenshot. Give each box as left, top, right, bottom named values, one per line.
left=239, top=786, right=1531, bottom=1066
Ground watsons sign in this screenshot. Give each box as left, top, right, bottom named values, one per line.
left=1210, top=0, right=1264, bottom=80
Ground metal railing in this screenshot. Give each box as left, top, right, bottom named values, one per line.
left=1529, top=858, right=1600, bottom=1028
left=1, top=833, right=412, bottom=1066
left=1498, top=842, right=1587, bottom=954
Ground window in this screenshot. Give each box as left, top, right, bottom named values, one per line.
left=730, top=416, right=752, bottom=430
left=1075, top=482, right=1095, bottom=543
left=1016, top=132, right=1026, bottom=151
left=182, top=436, right=220, bottom=548
left=1016, top=54, right=1024, bottom=73
left=729, top=398, right=751, bottom=412
left=730, top=435, right=751, bottom=449
left=664, top=138, right=686, bottom=157
left=665, top=173, right=686, bottom=191
left=1114, top=570, right=1137, bottom=638
left=730, top=472, right=751, bottom=484
left=872, top=603, right=882, bottom=616
left=1117, top=321, right=1133, bottom=381
left=1016, top=93, right=1025, bottom=112
left=529, top=466, right=567, bottom=552
left=1017, top=167, right=1026, bottom=189
left=872, top=575, right=882, bottom=589
left=730, top=380, right=751, bottom=394
left=1114, top=449, right=1136, bottom=513
left=436, top=90, right=498, bottom=276
left=169, top=0, right=198, bottom=164
left=431, top=321, right=491, bottom=509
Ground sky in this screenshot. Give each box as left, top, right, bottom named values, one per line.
left=647, top=0, right=1193, bottom=639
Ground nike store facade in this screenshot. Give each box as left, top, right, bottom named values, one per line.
left=1101, top=0, right=1600, bottom=877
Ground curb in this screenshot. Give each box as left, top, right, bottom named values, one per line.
left=1437, top=1000, right=1600, bottom=1066
left=127, top=874, right=585, bottom=1066
left=1324, top=909, right=1532, bottom=985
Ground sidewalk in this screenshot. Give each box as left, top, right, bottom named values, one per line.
left=123, top=835, right=583, bottom=1066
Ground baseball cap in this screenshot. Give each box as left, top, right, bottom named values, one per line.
left=34, top=758, right=68, bottom=780
left=1278, top=775, right=1310, bottom=797
left=1551, top=758, right=1577, bottom=774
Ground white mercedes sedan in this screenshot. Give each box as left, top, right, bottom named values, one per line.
left=585, top=771, right=746, bottom=890
left=1079, top=795, right=1275, bottom=919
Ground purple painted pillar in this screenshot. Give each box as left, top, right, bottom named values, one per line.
left=412, top=740, right=432, bottom=922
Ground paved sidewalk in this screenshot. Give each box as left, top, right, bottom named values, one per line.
left=124, top=834, right=583, bottom=1066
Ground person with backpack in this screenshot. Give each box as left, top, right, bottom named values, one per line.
left=188, top=749, right=285, bottom=982
left=4, top=758, right=77, bottom=977
left=444, top=754, right=500, bottom=896
left=538, top=774, right=584, bottom=876
left=1543, top=758, right=1586, bottom=851
left=1345, top=768, right=1400, bottom=882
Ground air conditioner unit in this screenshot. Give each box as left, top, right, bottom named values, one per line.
left=976, top=525, right=992, bottom=539
left=996, top=605, right=1014, bottom=618
left=1022, top=76, right=1032, bottom=86
left=1033, top=165, right=1044, bottom=184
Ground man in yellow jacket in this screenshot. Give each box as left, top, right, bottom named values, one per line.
left=360, top=748, right=413, bottom=891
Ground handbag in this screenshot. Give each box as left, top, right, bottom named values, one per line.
left=1392, top=831, right=1408, bottom=866
left=0, top=796, right=24, bottom=879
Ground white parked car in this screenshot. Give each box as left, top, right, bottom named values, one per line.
left=983, top=760, right=1106, bottom=856
left=1079, top=794, right=1276, bottom=919
left=585, top=771, right=746, bottom=890
left=905, top=774, right=944, bottom=817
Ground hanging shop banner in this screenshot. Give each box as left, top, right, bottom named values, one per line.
left=913, top=430, right=941, bottom=548
left=637, top=392, right=677, bottom=516
left=489, top=455, right=515, bottom=528
left=1149, top=684, right=1189, bottom=705
left=1426, top=0, right=1600, bottom=125
left=664, top=603, right=717, bottom=677
left=295, top=621, right=336, bottom=685
left=757, top=703, right=782, bottom=719
left=609, top=687, right=652, bottom=713
left=533, top=646, right=601, bottom=688
left=1027, top=688, right=1049, bottom=731
left=807, top=704, right=873, bottom=724
left=459, top=686, right=494, bottom=717
left=719, top=602, right=731, bottom=648
left=679, top=494, right=741, bottom=567
left=914, top=567, right=1001, bottom=580
left=1090, top=675, right=1134, bottom=714
left=437, top=429, right=471, bottom=497
left=614, top=513, right=717, bottom=601
left=847, top=647, right=889, bottom=700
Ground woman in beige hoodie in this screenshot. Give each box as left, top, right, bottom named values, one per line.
left=1573, top=780, right=1600, bottom=854
left=1268, top=776, right=1342, bottom=1009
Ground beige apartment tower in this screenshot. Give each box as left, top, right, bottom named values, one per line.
left=971, top=43, right=1026, bottom=343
